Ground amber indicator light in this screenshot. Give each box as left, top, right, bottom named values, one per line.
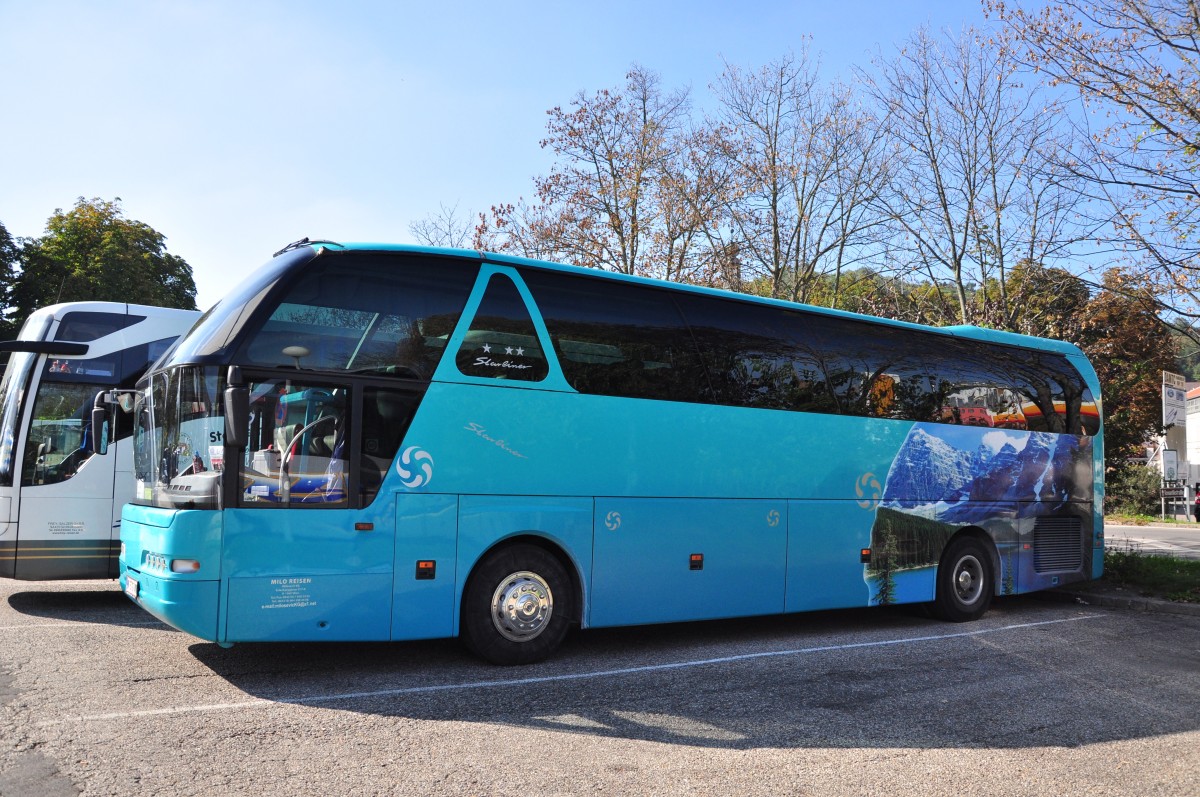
left=860, top=548, right=872, bottom=563
left=355, top=522, right=374, bottom=531
left=689, top=553, right=704, bottom=571
left=416, top=560, right=437, bottom=580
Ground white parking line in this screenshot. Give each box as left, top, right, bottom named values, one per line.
left=40, top=614, right=1105, bottom=727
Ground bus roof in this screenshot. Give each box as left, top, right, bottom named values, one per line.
left=24, top=301, right=199, bottom=323
left=301, top=240, right=1087, bottom=358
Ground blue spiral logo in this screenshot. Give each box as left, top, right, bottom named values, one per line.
left=397, top=446, right=434, bottom=489
left=604, top=511, right=622, bottom=531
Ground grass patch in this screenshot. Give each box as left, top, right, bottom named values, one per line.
left=1102, top=545, right=1200, bottom=603
left=1105, top=513, right=1196, bottom=526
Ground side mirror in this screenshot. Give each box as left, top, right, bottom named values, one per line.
left=224, top=386, right=248, bottom=449
left=90, top=405, right=109, bottom=456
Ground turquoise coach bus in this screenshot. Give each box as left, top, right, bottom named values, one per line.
left=106, top=240, right=1103, bottom=664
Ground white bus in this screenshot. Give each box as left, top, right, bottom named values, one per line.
left=0, top=302, right=199, bottom=580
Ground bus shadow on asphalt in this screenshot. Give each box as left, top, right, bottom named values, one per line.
left=187, top=598, right=1200, bottom=750
left=6, top=587, right=154, bottom=625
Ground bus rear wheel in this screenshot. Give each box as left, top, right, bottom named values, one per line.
left=933, top=536, right=994, bottom=622
left=462, top=544, right=573, bottom=665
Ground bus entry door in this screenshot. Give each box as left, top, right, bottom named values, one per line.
left=223, top=506, right=396, bottom=642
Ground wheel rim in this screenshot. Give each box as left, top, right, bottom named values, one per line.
left=953, top=553, right=985, bottom=606
left=490, top=570, right=554, bottom=642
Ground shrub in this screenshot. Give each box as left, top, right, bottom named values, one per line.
left=1106, top=465, right=1164, bottom=516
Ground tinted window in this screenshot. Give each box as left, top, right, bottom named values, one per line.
left=167, top=248, right=313, bottom=363
left=793, top=314, right=947, bottom=421
left=55, top=312, right=142, bottom=342
left=525, top=267, right=1095, bottom=434
left=520, top=269, right=708, bottom=403
left=360, top=386, right=419, bottom=505
left=41, top=336, right=180, bottom=389
left=901, top=338, right=1029, bottom=429
left=456, top=275, right=548, bottom=382
left=241, top=254, right=478, bottom=379
left=1003, top=350, right=1092, bottom=435
left=674, top=294, right=834, bottom=412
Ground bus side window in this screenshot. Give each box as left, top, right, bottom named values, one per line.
left=519, top=269, right=708, bottom=403
left=1005, top=352, right=1074, bottom=434
left=455, top=275, right=549, bottom=382
left=673, top=294, right=830, bottom=413
left=360, top=387, right=419, bottom=505
left=796, top=315, right=942, bottom=421
left=241, top=380, right=349, bottom=506
left=929, top=338, right=1004, bottom=428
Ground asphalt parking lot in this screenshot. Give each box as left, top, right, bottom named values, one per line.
left=2, top=580, right=1198, bottom=797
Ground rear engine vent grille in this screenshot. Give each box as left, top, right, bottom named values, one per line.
left=1033, top=517, right=1083, bottom=573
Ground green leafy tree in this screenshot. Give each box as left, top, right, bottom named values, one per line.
left=1171, top=321, right=1200, bottom=381
left=1074, top=270, right=1176, bottom=471
left=0, top=220, right=18, bottom=338
left=8, top=198, right=197, bottom=331
left=996, top=261, right=1091, bottom=340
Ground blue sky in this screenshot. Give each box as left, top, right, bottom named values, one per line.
left=0, top=1, right=990, bottom=309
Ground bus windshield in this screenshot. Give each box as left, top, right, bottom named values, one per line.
left=0, top=352, right=36, bottom=488
left=0, top=311, right=55, bottom=488
left=133, top=366, right=225, bottom=510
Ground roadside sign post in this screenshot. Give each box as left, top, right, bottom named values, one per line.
left=1161, top=477, right=1186, bottom=521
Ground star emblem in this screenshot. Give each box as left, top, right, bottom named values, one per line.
left=482, top=343, right=491, bottom=353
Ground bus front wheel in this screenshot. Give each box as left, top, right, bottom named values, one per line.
left=462, top=544, right=573, bottom=665
left=933, top=536, right=994, bottom=622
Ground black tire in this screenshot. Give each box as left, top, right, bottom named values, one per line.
left=933, top=536, right=994, bottom=622
left=461, top=544, right=573, bottom=665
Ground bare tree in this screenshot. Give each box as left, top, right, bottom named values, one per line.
left=498, top=65, right=689, bottom=276
left=408, top=202, right=474, bottom=249
left=714, top=51, right=885, bottom=303
left=472, top=198, right=564, bottom=262
left=861, top=26, right=1091, bottom=325
left=655, top=123, right=741, bottom=287
left=990, top=0, right=1200, bottom=317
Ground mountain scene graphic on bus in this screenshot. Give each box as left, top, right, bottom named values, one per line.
left=865, top=422, right=1093, bottom=603
left=881, top=424, right=1092, bottom=521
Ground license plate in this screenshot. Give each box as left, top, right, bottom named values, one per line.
left=124, top=576, right=139, bottom=599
